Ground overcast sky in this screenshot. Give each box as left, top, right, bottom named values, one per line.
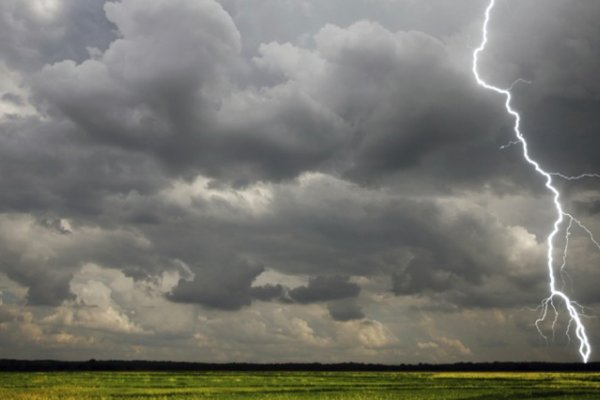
left=0, top=0, right=599, bottom=363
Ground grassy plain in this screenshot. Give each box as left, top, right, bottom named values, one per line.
left=0, top=371, right=599, bottom=399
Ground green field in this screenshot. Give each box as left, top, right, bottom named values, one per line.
left=0, top=371, right=599, bottom=399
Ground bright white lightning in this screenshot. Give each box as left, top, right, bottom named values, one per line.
left=473, top=0, right=595, bottom=363
left=551, top=173, right=600, bottom=180
left=499, top=140, right=520, bottom=150
left=559, top=218, right=574, bottom=292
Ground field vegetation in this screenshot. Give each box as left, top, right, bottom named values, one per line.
left=0, top=371, right=599, bottom=399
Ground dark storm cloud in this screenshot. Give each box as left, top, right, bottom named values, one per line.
left=249, top=21, right=532, bottom=190
left=477, top=0, right=600, bottom=176
left=32, top=0, right=240, bottom=154
left=327, top=300, right=365, bottom=322
left=0, top=117, right=165, bottom=216
left=167, top=260, right=287, bottom=310
left=249, top=284, right=286, bottom=302
left=3, top=0, right=599, bottom=201
left=289, top=276, right=360, bottom=304
left=28, top=0, right=351, bottom=185
left=0, top=214, right=161, bottom=305
left=0, top=0, right=599, bottom=362
left=5, top=0, right=544, bottom=201
left=108, top=174, right=545, bottom=314
left=0, top=0, right=586, bottom=304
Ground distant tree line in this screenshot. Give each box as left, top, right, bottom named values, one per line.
left=1, top=359, right=599, bottom=372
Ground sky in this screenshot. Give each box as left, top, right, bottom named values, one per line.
left=0, top=0, right=599, bottom=363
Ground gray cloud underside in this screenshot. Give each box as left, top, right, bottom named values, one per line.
left=0, top=0, right=599, bottom=362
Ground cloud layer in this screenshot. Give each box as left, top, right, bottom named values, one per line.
left=0, top=0, right=599, bottom=363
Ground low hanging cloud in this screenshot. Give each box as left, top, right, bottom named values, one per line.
left=167, top=260, right=273, bottom=311
left=327, top=300, right=365, bottom=322
left=289, top=276, right=361, bottom=304
left=0, top=0, right=598, bottom=362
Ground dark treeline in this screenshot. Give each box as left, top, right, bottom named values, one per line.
left=1, top=359, right=600, bottom=372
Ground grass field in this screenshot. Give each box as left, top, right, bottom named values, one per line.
left=0, top=371, right=599, bottom=399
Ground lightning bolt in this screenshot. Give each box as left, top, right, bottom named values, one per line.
left=551, top=173, right=600, bottom=180
left=473, top=0, right=596, bottom=363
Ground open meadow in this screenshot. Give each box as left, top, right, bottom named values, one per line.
left=0, top=371, right=599, bottom=399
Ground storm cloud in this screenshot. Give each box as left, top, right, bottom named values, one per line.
left=0, top=0, right=599, bottom=363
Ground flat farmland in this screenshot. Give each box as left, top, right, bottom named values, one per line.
left=0, top=371, right=599, bottom=399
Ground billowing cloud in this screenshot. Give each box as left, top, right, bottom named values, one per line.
left=327, top=300, right=365, bottom=322
left=167, top=260, right=267, bottom=310
left=289, top=276, right=361, bottom=304
left=0, top=0, right=598, bottom=363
